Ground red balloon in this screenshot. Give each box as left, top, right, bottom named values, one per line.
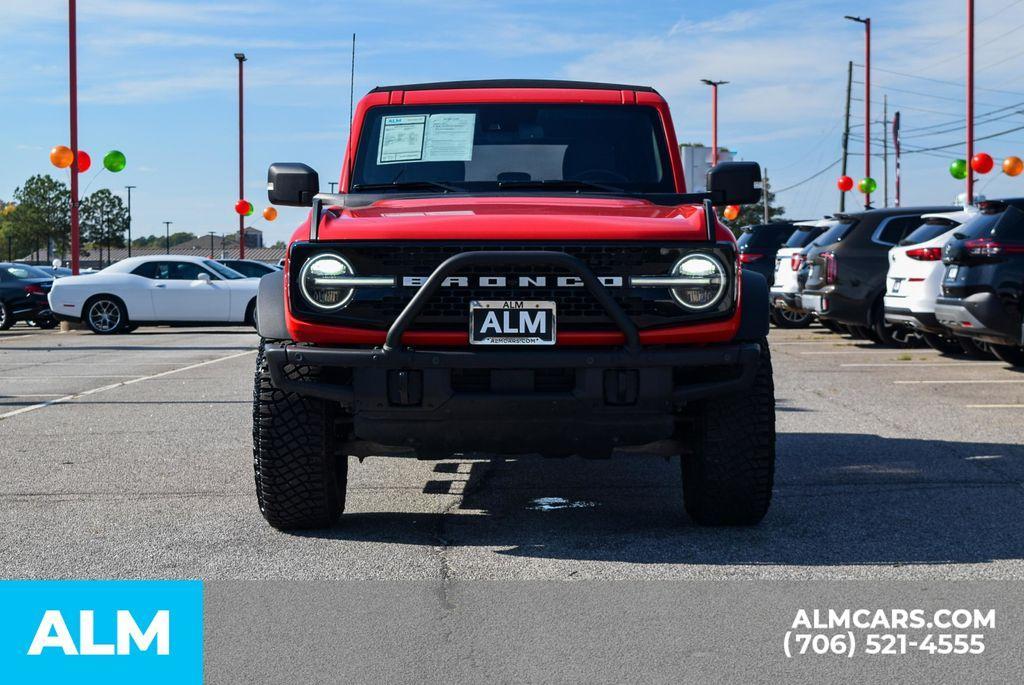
left=971, top=153, right=994, bottom=174
left=234, top=199, right=251, bottom=215
left=77, top=151, right=91, bottom=173
left=837, top=175, right=854, bottom=192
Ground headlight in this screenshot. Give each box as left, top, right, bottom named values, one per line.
left=298, top=253, right=355, bottom=310
left=669, top=254, right=727, bottom=310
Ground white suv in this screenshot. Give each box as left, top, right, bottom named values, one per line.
left=883, top=208, right=976, bottom=351
left=770, top=219, right=833, bottom=327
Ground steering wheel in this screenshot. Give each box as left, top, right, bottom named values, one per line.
left=570, top=169, right=631, bottom=184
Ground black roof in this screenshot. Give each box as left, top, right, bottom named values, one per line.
left=370, top=79, right=658, bottom=94
left=836, top=205, right=960, bottom=220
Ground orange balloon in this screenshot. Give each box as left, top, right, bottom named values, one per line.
left=50, top=145, right=74, bottom=169
left=723, top=205, right=741, bottom=221
left=1003, top=156, right=1024, bottom=177
left=262, top=206, right=278, bottom=221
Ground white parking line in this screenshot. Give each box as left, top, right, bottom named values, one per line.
left=800, top=349, right=941, bottom=355
left=2, top=375, right=142, bottom=379
left=895, top=379, right=1024, bottom=384
left=966, top=404, right=1024, bottom=408
left=841, top=362, right=1004, bottom=367
left=0, top=350, right=255, bottom=420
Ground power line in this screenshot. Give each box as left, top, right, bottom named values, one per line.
left=863, top=64, right=1024, bottom=98
left=773, top=158, right=842, bottom=194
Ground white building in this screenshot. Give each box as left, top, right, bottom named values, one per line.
left=680, top=144, right=735, bottom=192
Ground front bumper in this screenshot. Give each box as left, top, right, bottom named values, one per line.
left=935, top=293, right=1023, bottom=346
left=265, top=341, right=761, bottom=457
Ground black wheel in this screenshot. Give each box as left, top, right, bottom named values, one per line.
left=681, top=339, right=775, bottom=526
left=252, top=340, right=348, bottom=530
left=870, top=299, right=917, bottom=347
left=846, top=324, right=872, bottom=340
left=921, top=332, right=962, bottom=355
left=84, top=296, right=128, bottom=334
left=990, top=344, right=1024, bottom=367
left=0, top=301, right=11, bottom=330
left=819, top=318, right=844, bottom=334
left=771, top=307, right=813, bottom=328
left=957, top=336, right=996, bottom=360
left=245, top=298, right=257, bottom=328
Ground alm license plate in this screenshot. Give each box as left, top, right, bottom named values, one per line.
left=470, top=300, right=556, bottom=345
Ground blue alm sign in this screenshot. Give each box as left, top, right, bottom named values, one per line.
left=0, top=580, right=202, bottom=684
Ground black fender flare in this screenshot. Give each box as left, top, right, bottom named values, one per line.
left=256, top=270, right=290, bottom=340
left=736, top=269, right=770, bottom=341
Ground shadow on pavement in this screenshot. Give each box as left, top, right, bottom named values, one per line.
left=299, top=432, right=1024, bottom=567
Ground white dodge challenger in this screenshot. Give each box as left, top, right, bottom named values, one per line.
left=48, top=255, right=260, bottom=334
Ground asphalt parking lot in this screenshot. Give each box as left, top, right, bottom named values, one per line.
left=1, top=323, right=1023, bottom=581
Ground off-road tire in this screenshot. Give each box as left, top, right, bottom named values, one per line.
left=990, top=343, right=1024, bottom=367
left=252, top=340, right=348, bottom=530
left=771, top=307, right=813, bottom=328
left=681, top=338, right=775, bottom=526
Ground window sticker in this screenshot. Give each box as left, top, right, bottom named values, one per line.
left=378, top=115, right=426, bottom=163
left=378, top=113, right=476, bottom=164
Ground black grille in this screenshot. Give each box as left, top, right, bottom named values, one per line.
left=289, top=241, right=735, bottom=331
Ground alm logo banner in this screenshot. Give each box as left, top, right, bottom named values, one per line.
left=0, top=580, right=202, bottom=684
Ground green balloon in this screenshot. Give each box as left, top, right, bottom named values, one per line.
left=103, top=150, right=126, bottom=173
left=244, top=202, right=254, bottom=217
left=949, top=159, right=968, bottom=180
left=858, top=177, right=877, bottom=194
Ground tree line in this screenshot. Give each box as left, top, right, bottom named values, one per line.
left=0, top=174, right=198, bottom=265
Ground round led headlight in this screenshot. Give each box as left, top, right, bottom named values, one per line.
left=298, top=253, right=355, bottom=310
left=669, top=254, right=727, bottom=310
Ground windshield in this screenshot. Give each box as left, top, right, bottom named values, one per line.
left=784, top=227, right=825, bottom=248
left=738, top=224, right=796, bottom=250
left=351, top=104, right=675, bottom=195
left=203, top=260, right=245, bottom=280
left=3, top=264, right=49, bottom=279
left=957, top=205, right=1024, bottom=241
left=813, top=221, right=856, bottom=246
left=900, top=220, right=958, bottom=245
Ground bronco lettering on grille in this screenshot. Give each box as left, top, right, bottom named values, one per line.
left=400, top=276, right=625, bottom=288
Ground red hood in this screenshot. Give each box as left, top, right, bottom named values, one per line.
left=296, top=196, right=732, bottom=242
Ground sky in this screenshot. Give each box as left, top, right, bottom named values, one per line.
left=5, top=0, right=1024, bottom=245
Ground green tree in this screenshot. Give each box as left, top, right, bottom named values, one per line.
left=7, top=175, right=70, bottom=261
left=80, top=189, right=128, bottom=266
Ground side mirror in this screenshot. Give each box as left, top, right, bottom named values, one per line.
left=707, top=162, right=762, bottom=206
left=196, top=272, right=211, bottom=283
left=267, top=163, right=320, bottom=207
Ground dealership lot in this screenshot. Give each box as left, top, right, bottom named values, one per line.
left=1, top=324, right=1022, bottom=581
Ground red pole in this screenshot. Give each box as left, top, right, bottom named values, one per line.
left=864, top=18, right=871, bottom=209
left=893, top=111, right=901, bottom=207
left=967, top=0, right=975, bottom=205
left=711, top=84, right=719, bottom=166
left=236, top=53, right=246, bottom=259
left=68, top=0, right=80, bottom=275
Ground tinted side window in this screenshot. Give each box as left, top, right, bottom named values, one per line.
left=131, top=262, right=157, bottom=279
left=167, top=262, right=208, bottom=280
left=900, top=221, right=957, bottom=245
left=784, top=227, right=824, bottom=248
left=875, top=216, right=923, bottom=245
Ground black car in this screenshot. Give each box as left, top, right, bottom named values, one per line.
left=736, top=222, right=800, bottom=286
left=218, top=259, right=279, bottom=279
left=800, top=206, right=958, bottom=344
left=935, top=199, right=1024, bottom=366
left=0, top=263, right=55, bottom=330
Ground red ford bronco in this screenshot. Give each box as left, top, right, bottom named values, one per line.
left=253, top=79, right=774, bottom=530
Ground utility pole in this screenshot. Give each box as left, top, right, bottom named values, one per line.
left=845, top=16, right=871, bottom=209
left=894, top=111, right=902, bottom=207
left=883, top=95, right=889, bottom=207
left=208, top=231, right=216, bottom=258
left=125, top=185, right=135, bottom=257
left=164, top=221, right=172, bottom=253
left=68, top=0, right=80, bottom=275
left=762, top=168, right=770, bottom=224
left=700, top=79, right=728, bottom=166
left=235, top=52, right=247, bottom=259
left=840, top=60, right=853, bottom=212
left=966, top=0, right=975, bottom=205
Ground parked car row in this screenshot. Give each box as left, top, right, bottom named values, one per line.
left=760, top=201, right=1024, bottom=366
left=0, top=262, right=56, bottom=330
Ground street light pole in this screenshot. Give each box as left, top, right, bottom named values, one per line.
left=208, top=231, right=216, bottom=259
left=68, top=0, right=81, bottom=275
left=164, top=221, right=172, bottom=254
left=845, top=15, right=871, bottom=209
left=235, top=52, right=247, bottom=260
left=125, top=185, right=136, bottom=257
left=967, top=0, right=975, bottom=205
left=700, top=79, right=728, bottom=166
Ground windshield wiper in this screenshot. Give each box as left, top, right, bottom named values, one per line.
left=497, top=179, right=628, bottom=194
left=350, top=180, right=463, bottom=193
